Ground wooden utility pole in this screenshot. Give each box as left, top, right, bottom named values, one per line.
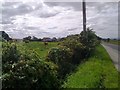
left=82, top=0, right=86, bottom=31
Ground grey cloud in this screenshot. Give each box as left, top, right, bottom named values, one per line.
left=2, top=3, right=33, bottom=17
left=86, top=2, right=118, bottom=38
left=45, top=2, right=82, bottom=11
left=68, top=28, right=78, bottom=31
left=1, top=2, right=118, bottom=39
left=2, top=2, right=38, bottom=25
left=2, top=19, right=11, bottom=24
left=25, top=26, right=39, bottom=30
left=37, top=11, right=59, bottom=18
left=48, top=27, right=57, bottom=29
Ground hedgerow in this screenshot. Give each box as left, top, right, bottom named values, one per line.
left=2, top=43, right=60, bottom=89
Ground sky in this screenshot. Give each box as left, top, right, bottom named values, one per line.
left=0, top=0, right=119, bottom=39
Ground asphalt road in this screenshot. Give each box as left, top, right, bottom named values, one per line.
left=101, top=42, right=120, bottom=71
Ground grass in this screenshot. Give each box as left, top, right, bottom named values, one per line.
left=17, top=41, right=58, bottom=59
left=63, top=45, right=118, bottom=88
left=108, top=40, right=120, bottom=45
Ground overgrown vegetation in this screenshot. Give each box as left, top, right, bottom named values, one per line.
left=63, top=45, right=118, bottom=88
left=47, top=28, right=99, bottom=79
left=47, top=46, right=74, bottom=79
left=2, top=28, right=116, bottom=89
left=2, top=43, right=60, bottom=89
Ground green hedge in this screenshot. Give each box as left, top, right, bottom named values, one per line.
left=2, top=43, right=60, bottom=89
left=47, top=46, right=74, bottom=78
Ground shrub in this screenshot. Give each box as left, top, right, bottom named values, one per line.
left=60, top=35, right=86, bottom=64
left=47, top=46, right=74, bottom=78
left=80, top=28, right=100, bottom=58
left=2, top=42, right=60, bottom=89
left=80, top=28, right=99, bottom=51
left=60, top=28, right=99, bottom=64
left=2, top=43, right=20, bottom=65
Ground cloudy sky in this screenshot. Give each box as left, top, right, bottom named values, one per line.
left=0, top=0, right=118, bottom=39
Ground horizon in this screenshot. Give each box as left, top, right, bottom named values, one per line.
left=1, top=30, right=119, bottom=40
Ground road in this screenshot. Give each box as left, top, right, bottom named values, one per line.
left=101, top=42, right=120, bottom=71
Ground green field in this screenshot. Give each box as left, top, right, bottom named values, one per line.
left=108, top=40, right=120, bottom=45
left=17, top=41, right=59, bottom=59
left=63, top=45, right=118, bottom=88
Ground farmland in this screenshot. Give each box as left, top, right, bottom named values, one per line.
left=108, top=40, right=120, bottom=45
left=16, top=42, right=59, bottom=59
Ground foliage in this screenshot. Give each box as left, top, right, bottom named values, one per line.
left=2, top=27, right=101, bottom=89
left=2, top=43, right=20, bottom=66
left=2, top=42, right=60, bottom=89
left=0, top=31, right=12, bottom=41
left=63, top=45, right=118, bottom=88
left=60, top=34, right=86, bottom=64
left=47, top=46, right=72, bottom=64
left=23, top=36, right=31, bottom=40
left=47, top=28, right=100, bottom=79
left=60, top=28, right=99, bottom=64
left=47, top=46, right=74, bottom=78
left=80, top=27, right=99, bottom=51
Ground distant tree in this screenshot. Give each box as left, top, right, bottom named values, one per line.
left=52, top=37, right=57, bottom=42
left=27, top=36, right=31, bottom=40
left=23, top=36, right=31, bottom=42
left=58, top=37, right=65, bottom=41
left=107, top=38, right=110, bottom=42
left=32, top=36, right=38, bottom=41
left=0, top=31, right=12, bottom=41
left=38, top=38, right=42, bottom=41
left=23, top=36, right=31, bottom=40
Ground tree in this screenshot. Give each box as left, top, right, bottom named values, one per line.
left=107, top=38, right=110, bottom=42
left=23, top=36, right=32, bottom=43
left=32, top=36, right=38, bottom=41
left=23, top=36, right=31, bottom=41
left=52, top=37, right=57, bottom=42
left=80, top=27, right=99, bottom=56
left=0, top=31, right=12, bottom=41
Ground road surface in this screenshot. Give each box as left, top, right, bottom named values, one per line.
left=101, top=42, right=120, bottom=71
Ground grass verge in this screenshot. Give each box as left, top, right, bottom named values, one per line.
left=63, top=45, right=118, bottom=88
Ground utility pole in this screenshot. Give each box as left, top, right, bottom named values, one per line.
left=82, top=0, right=86, bottom=31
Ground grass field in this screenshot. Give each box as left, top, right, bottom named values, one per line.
left=63, top=45, right=118, bottom=88
left=17, top=41, right=59, bottom=59
left=108, top=40, right=120, bottom=45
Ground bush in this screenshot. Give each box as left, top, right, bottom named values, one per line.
left=60, top=28, right=99, bottom=64
left=47, top=46, right=74, bottom=78
left=80, top=28, right=99, bottom=51
left=2, top=43, right=20, bottom=65
left=2, top=42, right=60, bottom=89
left=60, top=35, right=86, bottom=64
